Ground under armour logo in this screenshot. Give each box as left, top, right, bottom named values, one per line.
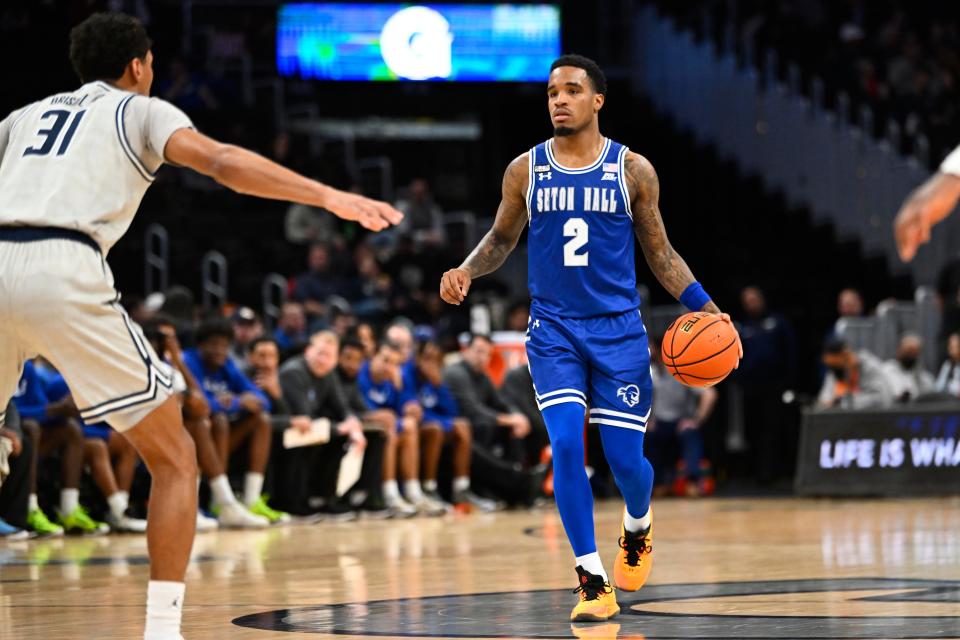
left=172, top=596, right=182, bottom=609
left=532, top=319, right=541, bottom=329
left=537, top=172, right=552, bottom=181
left=617, top=384, right=641, bottom=408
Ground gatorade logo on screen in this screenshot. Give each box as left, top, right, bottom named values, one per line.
left=380, top=6, right=453, bottom=80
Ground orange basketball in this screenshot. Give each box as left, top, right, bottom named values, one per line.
left=661, top=312, right=739, bottom=387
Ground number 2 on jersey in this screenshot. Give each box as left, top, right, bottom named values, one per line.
left=23, top=110, right=86, bottom=157
left=563, top=217, right=589, bottom=266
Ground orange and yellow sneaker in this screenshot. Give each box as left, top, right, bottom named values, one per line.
left=570, top=566, right=620, bottom=622
left=613, top=508, right=653, bottom=592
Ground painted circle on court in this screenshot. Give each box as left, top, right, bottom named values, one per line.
left=232, top=577, right=960, bottom=638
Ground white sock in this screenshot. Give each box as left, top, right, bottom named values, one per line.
left=144, top=580, right=185, bottom=640
left=61, top=488, right=80, bottom=515
left=244, top=472, right=264, bottom=506
left=422, top=479, right=438, bottom=493
left=28, top=493, right=39, bottom=513
left=108, top=491, right=129, bottom=521
left=575, top=552, right=608, bottom=581
left=382, top=480, right=400, bottom=501
left=209, top=475, right=237, bottom=507
left=403, top=479, right=423, bottom=502
left=624, top=507, right=652, bottom=533
left=452, top=476, right=470, bottom=493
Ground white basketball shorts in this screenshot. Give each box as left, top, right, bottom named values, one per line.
left=0, top=229, right=172, bottom=432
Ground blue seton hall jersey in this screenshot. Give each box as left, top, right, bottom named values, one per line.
left=526, top=137, right=640, bottom=318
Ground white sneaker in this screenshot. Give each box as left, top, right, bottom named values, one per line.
left=413, top=493, right=450, bottom=517
left=196, top=511, right=219, bottom=532
left=106, top=513, right=148, bottom=533
left=217, top=502, right=270, bottom=529
left=385, top=495, right=418, bottom=519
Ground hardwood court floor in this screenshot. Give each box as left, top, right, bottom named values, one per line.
left=2, top=497, right=959, bottom=639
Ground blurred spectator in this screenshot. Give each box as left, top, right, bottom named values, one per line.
left=276, top=332, right=368, bottom=517
left=444, top=334, right=530, bottom=460
left=284, top=203, right=338, bottom=246
left=734, top=286, right=797, bottom=482
left=385, top=321, right=416, bottom=386
left=0, top=402, right=32, bottom=539
left=143, top=316, right=264, bottom=530
left=394, top=178, right=445, bottom=247
left=350, top=245, right=392, bottom=318
left=445, top=336, right=547, bottom=505
left=817, top=338, right=896, bottom=409
left=292, top=243, right=348, bottom=320
left=357, top=341, right=445, bottom=516
left=13, top=361, right=95, bottom=535
left=244, top=337, right=295, bottom=433
left=498, top=364, right=549, bottom=466
left=883, top=334, right=936, bottom=403
left=230, top=306, right=263, bottom=366
left=414, top=340, right=495, bottom=511
left=837, top=288, right=865, bottom=321
left=274, top=302, right=308, bottom=356
left=182, top=318, right=289, bottom=524
left=505, top=300, right=531, bottom=332
left=356, top=322, right=378, bottom=358
left=648, top=340, right=718, bottom=497
left=936, top=333, right=960, bottom=396
left=335, top=336, right=399, bottom=516
left=158, top=57, right=219, bottom=113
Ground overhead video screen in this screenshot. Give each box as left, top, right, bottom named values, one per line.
left=277, top=3, right=561, bottom=82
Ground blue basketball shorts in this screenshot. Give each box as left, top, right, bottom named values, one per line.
left=525, top=308, right=652, bottom=432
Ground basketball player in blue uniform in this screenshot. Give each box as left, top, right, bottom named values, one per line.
left=441, top=55, right=741, bottom=621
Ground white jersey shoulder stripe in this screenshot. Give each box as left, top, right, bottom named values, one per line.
left=115, top=95, right=155, bottom=183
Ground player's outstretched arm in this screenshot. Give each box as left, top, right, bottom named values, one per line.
left=164, top=129, right=403, bottom=232
left=440, top=153, right=529, bottom=305
left=894, top=172, right=960, bottom=262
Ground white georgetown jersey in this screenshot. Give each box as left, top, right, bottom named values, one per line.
left=0, top=81, right=193, bottom=253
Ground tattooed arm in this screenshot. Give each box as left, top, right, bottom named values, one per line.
left=625, top=151, right=722, bottom=315
left=440, top=153, right=530, bottom=305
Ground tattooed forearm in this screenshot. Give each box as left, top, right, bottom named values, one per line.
left=458, top=153, right=530, bottom=278
left=626, top=152, right=708, bottom=306
left=460, top=228, right=518, bottom=278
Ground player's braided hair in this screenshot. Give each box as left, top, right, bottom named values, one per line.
left=69, top=12, right=152, bottom=83
left=550, top=54, right=607, bottom=95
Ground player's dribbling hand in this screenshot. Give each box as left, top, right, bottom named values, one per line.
left=323, top=188, right=403, bottom=232
left=717, top=312, right=743, bottom=368
left=894, top=201, right=931, bottom=263
left=440, top=268, right=472, bottom=305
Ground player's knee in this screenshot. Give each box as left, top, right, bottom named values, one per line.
left=453, top=419, right=471, bottom=443
left=210, top=413, right=229, bottom=437
left=550, top=430, right=583, bottom=467
left=145, top=428, right=198, bottom=480
left=84, top=437, right=108, bottom=459
left=64, top=418, right=84, bottom=444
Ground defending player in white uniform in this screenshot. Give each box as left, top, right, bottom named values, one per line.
left=0, top=12, right=401, bottom=640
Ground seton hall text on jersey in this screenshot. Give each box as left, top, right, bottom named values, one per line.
left=535, top=186, right=619, bottom=214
